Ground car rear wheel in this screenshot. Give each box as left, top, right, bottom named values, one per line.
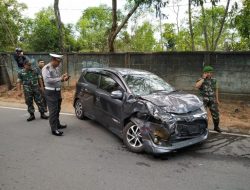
left=123, top=122, right=144, bottom=153
left=75, top=99, right=86, bottom=120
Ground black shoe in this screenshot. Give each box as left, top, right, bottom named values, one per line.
left=52, top=130, right=63, bottom=136
left=40, top=113, right=49, bottom=119
left=214, top=127, right=222, bottom=133
left=27, top=114, right=35, bottom=122
left=58, top=124, right=67, bottom=129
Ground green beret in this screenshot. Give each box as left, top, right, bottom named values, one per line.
left=203, top=66, right=214, bottom=72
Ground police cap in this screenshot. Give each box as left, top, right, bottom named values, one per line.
left=49, top=53, right=63, bottom=61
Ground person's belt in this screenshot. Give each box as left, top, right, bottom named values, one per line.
left=45, top=87, right=61, bottom=91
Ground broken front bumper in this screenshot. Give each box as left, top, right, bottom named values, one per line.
left=143, top=129, right=209, bottom=154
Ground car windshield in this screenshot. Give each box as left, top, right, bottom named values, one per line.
left=123, top=73, right=174, bottom=96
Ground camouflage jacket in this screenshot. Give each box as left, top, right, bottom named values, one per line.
left=198, top=77, right=217, bottom=98
left=17, top=69, right=42, bottom=90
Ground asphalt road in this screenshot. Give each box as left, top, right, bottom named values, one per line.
left=0, top=106, right=250, bottom=190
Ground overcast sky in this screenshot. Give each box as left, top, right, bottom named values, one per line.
left=18, top=0, right=126, bottom=24
left=18, top=0, right=238, bottom=27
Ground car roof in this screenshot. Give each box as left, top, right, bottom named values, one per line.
left=83, top=67, right=153, bottom=76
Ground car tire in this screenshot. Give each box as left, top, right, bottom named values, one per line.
left=75, top=99, right=86, bottom=120
left=123, top=121, right=144, bottom=153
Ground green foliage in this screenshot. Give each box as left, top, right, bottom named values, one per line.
left=130, top=22, right=156, bottom=52
left=191, top=6, right=231, bottom=50
left=176, top=29, right=193, bottom=51
left=64, top=24, right=78, bottom=52
left=26, top=7, right=60, bottom=52
left=76, top=5, right=113, bottom=52
left=162, top=23, right=176, bottom=50
left=115, top=31, right=132, bottom=52
left=0, top=0, right=27, bottom=51
left=1, top=0, right=248, bottom=52
left=235, top=0, right=250, bottom=48
left=23, top=7, right=76, bottom=52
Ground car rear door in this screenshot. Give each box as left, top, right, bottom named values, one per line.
left=80, top=71, right=100, bottom=120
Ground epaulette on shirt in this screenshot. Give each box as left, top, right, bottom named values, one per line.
left=45, top=64, right=50, bottom=71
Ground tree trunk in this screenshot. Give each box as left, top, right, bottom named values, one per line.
left=188, top=0, right=195, bottom=51
left=213, top=0, right=231, bottom=51
left=201, top=1, right=209, bottom=50
left=173, top=0, right=180, bottom=34
left=211, top=3, right=215, bottom=50
left=108, top=2, right=140, bottom=52
left=54, top=0, right=64, bottom=52
left=108, top=0, right=117, bottom=52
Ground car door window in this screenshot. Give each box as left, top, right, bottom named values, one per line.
left=99, top=75, right=120, bottom=93
left=84, top=72, right=99, bottom=86
left=78, top=72, right=85, bottom=83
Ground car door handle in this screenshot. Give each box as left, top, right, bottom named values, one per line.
left=83, top=88, right=90, bottom=93
left=96, top=96, right=100, bottom=102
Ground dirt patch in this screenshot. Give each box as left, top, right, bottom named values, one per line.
left=0, top=84, right=250, bottom=134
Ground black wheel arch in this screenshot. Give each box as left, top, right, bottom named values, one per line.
left=123, top=114, right=146, bottom=130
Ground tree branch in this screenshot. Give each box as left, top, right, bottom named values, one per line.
left=109, top=2, right=140, bottom=52
left=213, top=0, right=231, bottom=51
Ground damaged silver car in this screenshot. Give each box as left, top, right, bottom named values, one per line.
left=74, top=68, right=208, bottom=154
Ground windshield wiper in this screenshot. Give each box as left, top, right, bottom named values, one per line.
left=150, top=90, right=167, bottom=94
left=167, top=89, right=180, bottom=94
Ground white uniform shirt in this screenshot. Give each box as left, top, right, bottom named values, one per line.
left=42, top=62, right=62, bottom=88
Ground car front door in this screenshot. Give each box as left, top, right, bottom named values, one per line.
left=95, top=72, right=125, bottom=135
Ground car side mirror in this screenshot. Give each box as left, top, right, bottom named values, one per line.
left=111, top=90, right=123, bottom=99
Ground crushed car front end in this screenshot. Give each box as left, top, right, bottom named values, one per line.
left=140, top=117, right=208, bottom=154
left=132, top=94, right=208, bottom=154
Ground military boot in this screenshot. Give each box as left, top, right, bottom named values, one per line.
left=27, top=114, right=35, bottom=122
left=40, top=113, right=49, bottom=119
left=214, top=121, right=222, bottom=133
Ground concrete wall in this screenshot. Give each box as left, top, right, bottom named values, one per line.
left=1, top=52, right=250, bottom=96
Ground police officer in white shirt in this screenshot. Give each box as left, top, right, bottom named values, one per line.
left=42, top=53, right=70, bottom=136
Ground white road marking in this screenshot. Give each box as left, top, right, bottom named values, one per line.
left=209, top=130, right=250, bottom=138
left=0, top=106, right=74, bottom=116
left=0, top=106, right=26, bottom=111
left=0, top=105, right=249, bottom=138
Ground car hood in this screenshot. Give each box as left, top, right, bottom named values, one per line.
left=140, top=91, right=203, bottom=114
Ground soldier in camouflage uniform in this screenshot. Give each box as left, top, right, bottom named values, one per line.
left=195, top=66, right=222, bottom=133
left=35, top=59, right=47, bottom=112
left=17, top=60, right=49, bottom=121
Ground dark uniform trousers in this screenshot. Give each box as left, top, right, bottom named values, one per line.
left=44, top=89, right=62, bottom=132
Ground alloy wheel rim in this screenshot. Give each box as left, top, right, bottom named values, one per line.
left=75, top=101, right=82, bottom=117
left=126, top=124, right=143, bottom=148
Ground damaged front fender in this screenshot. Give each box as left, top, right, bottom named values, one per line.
left=130, top=117, right=172, bottom=149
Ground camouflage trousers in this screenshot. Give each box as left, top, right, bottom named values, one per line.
left=203, top=97, right=220, bottom=124
left=39, top=89, right=48, bottom=112
left=23, top=85, right=46, bottom=114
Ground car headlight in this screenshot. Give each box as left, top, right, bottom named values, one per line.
left=147, top=122, right=170, bottom=145
left=200, top=105, right=206, bottom=113
left=193, top=106, right=207, bottom=119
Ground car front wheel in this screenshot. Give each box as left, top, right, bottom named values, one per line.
left=75, top=99, right=86, bottom=120
left=123, top=122, right=144, bottom=153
